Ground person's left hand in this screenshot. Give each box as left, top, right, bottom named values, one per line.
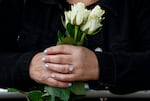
left=42, top=45, right=100, bottom=83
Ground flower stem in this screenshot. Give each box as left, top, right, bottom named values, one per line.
left=74, top=25, right=79, bottom=41
left=80, top=32, right=86, bottom=42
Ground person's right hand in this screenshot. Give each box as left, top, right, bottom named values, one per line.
left=29, top=52, right=71, bottom=88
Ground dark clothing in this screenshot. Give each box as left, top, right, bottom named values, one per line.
left=0, top=0, right=38, bottom=90
left=0, top=0, right=150, bottom=94
left=0, top=0, right=64, bottom=90
left=88, top=0, right=150, bottom=94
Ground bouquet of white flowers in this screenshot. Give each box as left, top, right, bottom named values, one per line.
left=8, top=2, right=105, bottom=101
left=57, top=2, right=105, bottom=45
left=44, top=2, right=105, bottom=101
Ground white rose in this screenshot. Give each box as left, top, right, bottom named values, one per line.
left=64, top=2, right=90, bottom=26
left=64, top=11, right=71, bottom=26
left=81, top=17, right=102, bottom=35
left=89, top=5, right=105, bottom=18
left=81, top=5, right=105, bottom=35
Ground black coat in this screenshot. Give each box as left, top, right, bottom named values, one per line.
left=1, top=0, right=150, bottom=94
left=88, top=0, right=150, bottom=94
left=0, top=0, right=62, bottom=90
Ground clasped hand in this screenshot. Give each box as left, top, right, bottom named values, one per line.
left=29, top=45, right=99, bottom=88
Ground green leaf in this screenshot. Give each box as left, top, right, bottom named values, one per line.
left=61, top=16, right=66, bottom=29
left=66, top=23, right=74, bottom=37
left=76, top=30, right=83, bottom=42
left=71, top=82, right=86, bottom=95
left=8, top=88, right=22, bottom=92
left=57, top=30, right=64, bottom=41
left=8, top=88, right=44, bottom=101
left=57, top=36, right=77, bottom=45
left=26, top=90, right=44, bottom=101
left=8, top=88, right=27, bottom=97
left=44, top=86, right=70, bottom=101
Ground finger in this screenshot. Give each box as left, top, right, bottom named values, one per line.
left=35, top=69, right=71, bottom=88
left=44, top=63, right=71, bottom=74
left=44, top=54, right=72, bottom=64
left=45, top=76, right=72, bottom=88
left=44, top=45, right=77, bottom=55
left=50, top=73, right=75, bottom=82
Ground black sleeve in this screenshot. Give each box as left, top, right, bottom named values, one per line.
left=88, top=0, right=150, bottom=94
left=0, top=51, right=39, bottom=91
left=0, top=0, right=38, bottom=91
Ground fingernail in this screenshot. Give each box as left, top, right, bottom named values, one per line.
left=51, top=74, right=56, bottom=78
left=41, top=57, right=46, bottom=62
left=68, top=83, right=72, bottom=87
left=43, top=50, right=48, bottom=54
left=44, top=64, right=49, bottom=69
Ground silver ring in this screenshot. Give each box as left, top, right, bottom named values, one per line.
left=69, top=65, right=74, bottom=73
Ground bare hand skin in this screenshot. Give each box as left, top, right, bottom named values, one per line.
left=43, top=45, right=99, bottom=82
left=67, top=0, right=98, bottom=6
left=29, top=52, right=70, bottom=88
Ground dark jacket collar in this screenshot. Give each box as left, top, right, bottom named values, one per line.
left=39, top=0, right=118, bottom=16
left=98, top=0, right=118, bottom=16
left=39, top=0, right=58, bottom=4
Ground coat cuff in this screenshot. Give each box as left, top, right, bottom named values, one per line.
left=88, top=51, right=116, bottom=90
left=15, top=51, right=39, bottom=91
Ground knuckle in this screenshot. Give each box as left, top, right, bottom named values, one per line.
left=64, top=65, right=69, bottom=73
left=59, top=82, right=68, bottom=88
left=47, top=79, right=59, bottom=87
left=60, top=76, right=65, bottom=80
left=46, top=56, right=51, bottom=62
left=73, top=73, right=81, bottom=81
left=61, top=67, right=66, bottom=73
left=41, top=75, right=47, bottom=81
left=67, top=75, right=74, bottom=81
left=57, top=56, right=63, bottom=63
left=51, top=81, right=67, bottom=88
left=59, top=45, right=65, bottom=51
left=53, top=81, right=59, bottom=87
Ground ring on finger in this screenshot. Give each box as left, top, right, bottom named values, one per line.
left=68, top=65, right=74, bottom=73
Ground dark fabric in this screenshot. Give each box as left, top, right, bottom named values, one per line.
left=1, top=0, right=150, bottom=94
left=0, top=0, right=41, bottom=90
left=87, top=0, right=150, bottom=94
left=0, top=0, right=66, bottom=91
